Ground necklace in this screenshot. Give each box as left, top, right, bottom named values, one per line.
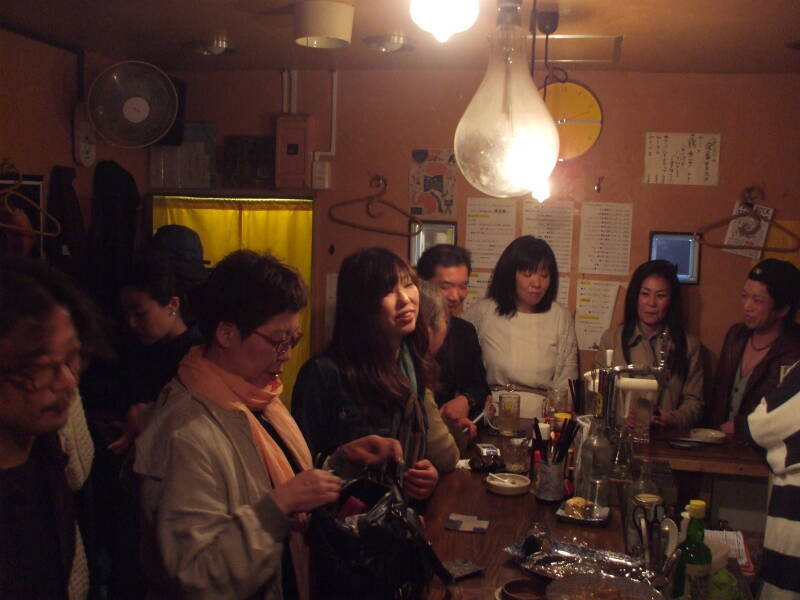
left=749, top=335, right=777, bottom=352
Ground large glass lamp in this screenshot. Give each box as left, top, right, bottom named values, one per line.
left=409, top=0, right=480, bottom=43
left=454, top=0, right=559, bottom=199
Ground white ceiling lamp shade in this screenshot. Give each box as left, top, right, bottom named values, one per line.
left=409, top=0, right=480, bottom=43
left=454, top=0, right=559, bottom=200
left=294, top=1, right=354, bottom=49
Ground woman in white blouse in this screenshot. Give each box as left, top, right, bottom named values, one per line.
left=463, top=236, right=578, bottom=417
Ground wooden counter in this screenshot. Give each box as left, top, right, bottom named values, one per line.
left=424, top=468, right=625, bottom=599
left=637, top=434, right=768, bottom=478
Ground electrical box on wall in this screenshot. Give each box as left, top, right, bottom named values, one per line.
left=275, top=114, right=314, bottom=189
left=312, top=160, right=332, bottom=189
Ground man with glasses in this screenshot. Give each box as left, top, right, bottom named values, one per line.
left=0, top=260, right=102, bottom=599
left=417, top=244, right=490, bottom=438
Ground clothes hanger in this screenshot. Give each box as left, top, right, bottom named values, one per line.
left=328, top=175, right=424, bottom=238
left=696, top=186, right=799, bottom=253
left=0, top=159, right=62, bottom=239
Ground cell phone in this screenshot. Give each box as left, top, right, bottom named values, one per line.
left=443, top=559, right=484, bottom=581
left=475, top=443, right=500, bottom=457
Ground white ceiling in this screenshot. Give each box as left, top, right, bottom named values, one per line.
left=2, top=0, right=800, bottom=74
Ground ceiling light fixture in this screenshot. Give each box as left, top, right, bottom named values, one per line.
left=454, top=0, right=559, bottom=201
left=294, top=0, right=354, bottom=49
left=364, top=34, right=412, bottom=53
left=409, top=0, right=480, bottom=43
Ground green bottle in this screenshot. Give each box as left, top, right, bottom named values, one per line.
left=672, top=500, right=712, bottom=599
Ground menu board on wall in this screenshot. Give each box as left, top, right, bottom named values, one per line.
left=465, top=197, right=517, bottom=269
left=522, top=199, right=574, bottom=273
left=578, top=202, right=632, bottom=276
left=575, top=279, right=619, bottom=351
left=464, top=271, right=491, bottom=313
left=644, top=132, right=720, bottom=186
left=557, top=275, right=570, bottom=308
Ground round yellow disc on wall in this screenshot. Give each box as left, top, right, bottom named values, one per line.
left=540, top=81, right=603, bottom=161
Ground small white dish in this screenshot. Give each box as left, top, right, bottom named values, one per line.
left=486, top=472, right=531, bottom=496
left=690, top=428, right=726, bottom=443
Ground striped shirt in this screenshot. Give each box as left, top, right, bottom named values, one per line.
left=748, top=361, right=800, bottom=600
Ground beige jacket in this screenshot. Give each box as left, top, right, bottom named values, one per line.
left=595, top=324, right=705, bottom=429
left=134, top=379, right=290, bottom=600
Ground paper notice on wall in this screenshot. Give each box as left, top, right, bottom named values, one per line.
left=578, top=202, right=632, bottom=276
left=466, top=197, right=517, bottom=269
left=722, top=201, right=774, bottom=260
left=464, top=271, right=492, bottom=313
left=575, top=279, right=619, bottom=351
left=325, top=272, right=338, bottom=343
left=522, top=199, right=574, bottom=273
left=557, top=275, right=570, bottom=308
left=644, top=132, right=720, bottom=186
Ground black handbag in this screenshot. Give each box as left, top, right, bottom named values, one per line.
left=308, top=462, right=452, bottom=599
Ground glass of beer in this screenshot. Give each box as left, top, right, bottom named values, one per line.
left=496, top=392, right=521, bottom=436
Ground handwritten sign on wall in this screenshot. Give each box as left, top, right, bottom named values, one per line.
left=644, top=132, right=720, bottom=186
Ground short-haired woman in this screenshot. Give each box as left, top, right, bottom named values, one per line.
left=462, top=235, right=578, bottom=416
left=135, top=250, right=401, bottom=600
left=595, top=259, right=704, bottom=429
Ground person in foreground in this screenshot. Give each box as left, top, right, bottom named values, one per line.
left=463, top=235, right=578, bottom=417
left=292, top=247, right=446, bottom=501
left=1, top=260, right=105, bottom=600
left=710, top=259, right=800, bottom=438
left=595, top=260, right=704, bottom=429
left=747, top=360, right=800, bottom=600
left=134, top=250, right=402, bottom=600
left=416, top=244, right=489, bottom=437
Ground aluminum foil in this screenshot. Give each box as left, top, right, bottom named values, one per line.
left=506, top=523, right=664, bottom=587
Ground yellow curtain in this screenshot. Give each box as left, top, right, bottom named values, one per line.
left=151, top=196, right=313, bottom=404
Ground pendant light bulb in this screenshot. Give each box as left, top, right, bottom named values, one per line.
left=409, top=0, right=480, bottom=43
left=454, top=0, right=559, bottom=198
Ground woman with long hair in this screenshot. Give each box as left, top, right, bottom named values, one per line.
left=292, top=247, right=448, bottom=500
left=595, top=259, right=704, bottom=428
left=463, top=236, right=578, bottom=417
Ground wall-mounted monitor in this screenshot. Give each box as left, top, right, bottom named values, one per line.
left=649, top=231, right=700, bottom=284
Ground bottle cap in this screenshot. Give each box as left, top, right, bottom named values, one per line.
left=688, top=499, right=706, bottom=518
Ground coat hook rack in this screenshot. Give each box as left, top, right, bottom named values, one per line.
left=696, top=186, right=799, bottom=253
left=328, top=175, right=424, bottom=238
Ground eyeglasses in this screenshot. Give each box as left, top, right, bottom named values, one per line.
left=251, top=330, right=303, bottom=355
left=2, top=352, right=82, bottom=393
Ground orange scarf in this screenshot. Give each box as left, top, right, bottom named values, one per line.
left=179, top=346, right=313, bottom=600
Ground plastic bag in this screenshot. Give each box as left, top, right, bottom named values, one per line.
left=308, top=462, right=451, bottom=599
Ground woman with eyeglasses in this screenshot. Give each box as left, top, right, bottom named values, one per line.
left=134, top=250, right=401, bottom=600
left=292, top=247, right=450, bottom=501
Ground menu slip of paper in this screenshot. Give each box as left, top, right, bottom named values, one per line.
left=703, top=530, right=754, bottom=573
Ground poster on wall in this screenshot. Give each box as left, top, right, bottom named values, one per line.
left=722, top=200, right=774, bottom=260
left=643, top=132, right=720, bottom=186
left=409, top=148, right=457, bottom=219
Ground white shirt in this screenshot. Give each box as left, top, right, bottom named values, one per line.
left=463, top=298, right=578, bottom=392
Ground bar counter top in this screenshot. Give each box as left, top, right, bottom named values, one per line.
left=425, top=468, right=625, bottom=599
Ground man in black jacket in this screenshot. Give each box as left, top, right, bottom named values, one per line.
left=417, top=245, right=490, bottom=438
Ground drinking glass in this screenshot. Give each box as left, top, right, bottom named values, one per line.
left=631, top=392, right=654, bottom=445
left=496, top=392, right=521, bottom=436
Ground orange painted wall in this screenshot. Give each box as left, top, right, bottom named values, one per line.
left=176, top=67, right=800, bottom=372
left=1, top=28, right=148, bottom=227
left=7, top=22, right=798, bottom=376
